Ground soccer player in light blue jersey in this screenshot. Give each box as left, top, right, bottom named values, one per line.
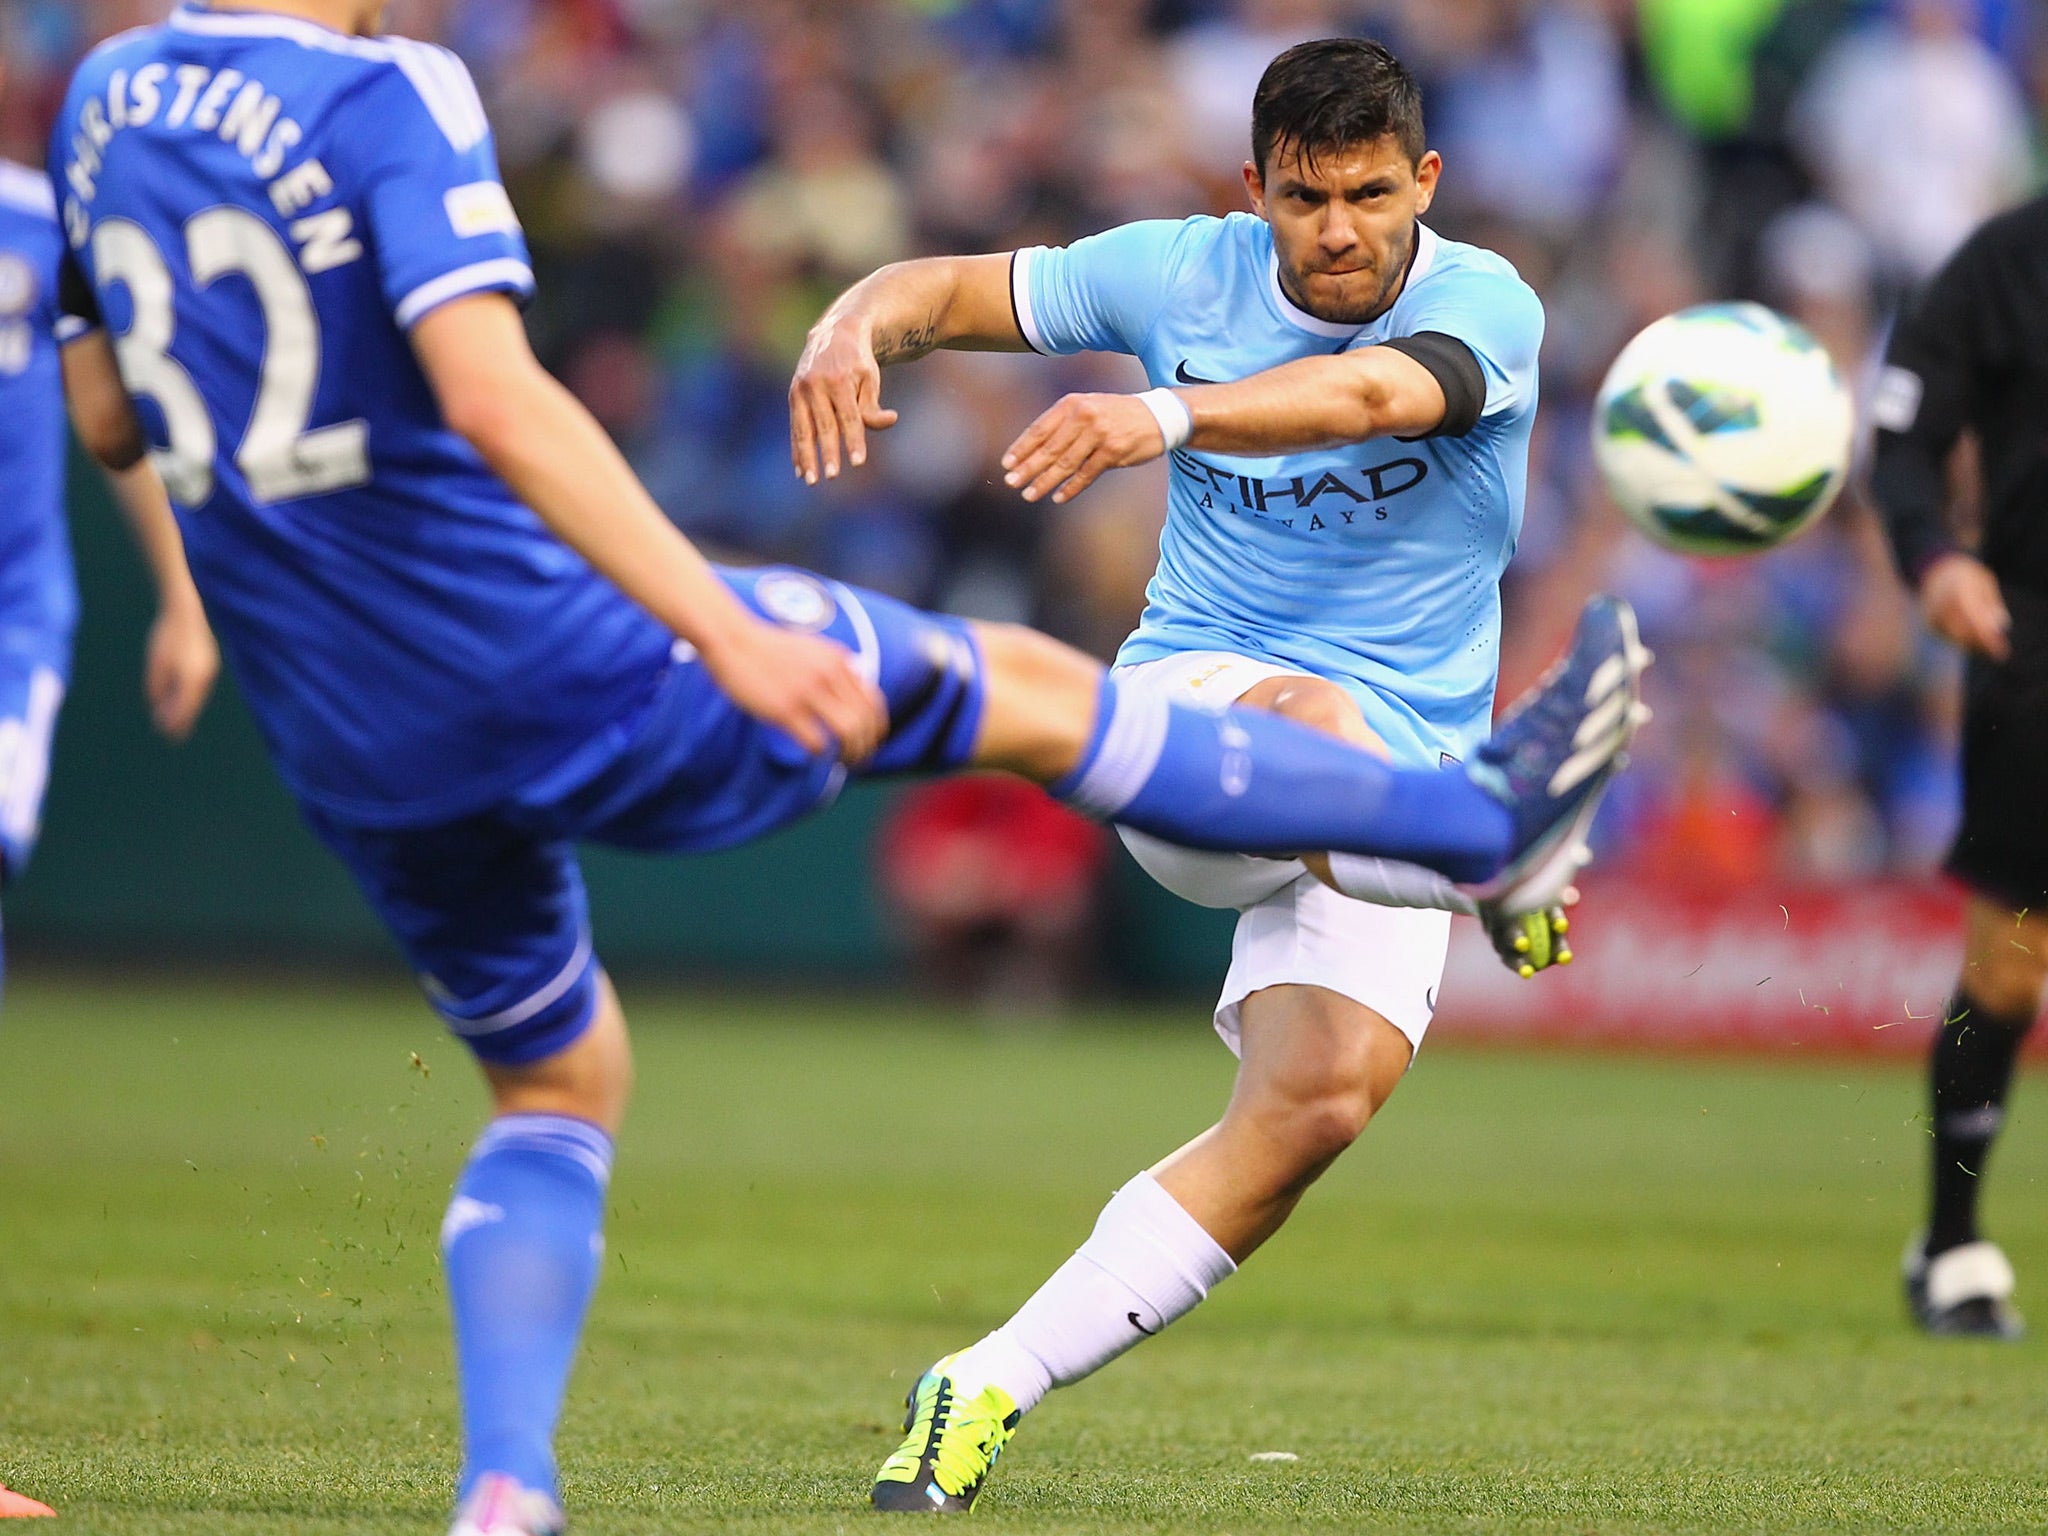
left=0, top=71, right=216, bottom=1010
left=793, top=38, right=1610, bottom=1510
left=54, top=9, right=1640, bottom=1531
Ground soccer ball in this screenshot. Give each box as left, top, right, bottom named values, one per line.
left=1591, top=302, right=1855, bottom=556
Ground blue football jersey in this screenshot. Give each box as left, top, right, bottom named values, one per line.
left=0, top=160, right=78, bottom=664
left=51, top=6, right=670, bottom=825
left=1015, top=212, right=1543, bottom=767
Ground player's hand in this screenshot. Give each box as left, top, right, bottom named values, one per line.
left=1002, top=392, right=1170, bottom=505
left=699, top=617, right=888, bottom=765
left=789, top=317, right=900, bottom=487
left=143, top=595, right=219, bottom=743
left=1921, top=552, right=2011, bottom=662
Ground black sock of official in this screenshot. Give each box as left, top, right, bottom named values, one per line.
left=1927, top=990, right=2035, bottom=1256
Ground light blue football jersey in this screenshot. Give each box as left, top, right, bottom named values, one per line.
left=0, top=160, right=78, bottom=665
left=51, top=5, right=671, bottom=826
left=1015, top=212, right=1542, bottom=767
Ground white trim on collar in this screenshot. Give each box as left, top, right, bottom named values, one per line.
left=170, top=4, right=378, bottom=53
left=1266, top=250, right=1361, bottom=338
left=170, top=8, right=488, bottom=149
left=1265, top=221, right=1443, bottom=338
left=1409, top=222, right=1440, bottom=287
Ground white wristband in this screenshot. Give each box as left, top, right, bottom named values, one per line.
left=1135, top=387, right=1193, bottom=451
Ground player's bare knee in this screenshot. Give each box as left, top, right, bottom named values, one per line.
left=1962, top=900, right=2048, bottom=1020
left=968, top=621, right=1105, bottom=781
left=484, top=978, right=634, bottom=1132
left=1238, top=983, right=1408, bottom=1087
left=1236, top=1049, right=1386, bottom=1175
left=1243, top=675, right=1356, bottom=737
left=1963, top=951, right=2047, bottom=1022
left=1284, top=1085, right=1377, bottom=1169
left=1238, top=674, right=1384, bottom=755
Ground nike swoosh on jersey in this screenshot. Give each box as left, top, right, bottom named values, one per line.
left=1127, top=1310, right=1159, bottom=1336
left=1175, top=360, right=1223, bottom=385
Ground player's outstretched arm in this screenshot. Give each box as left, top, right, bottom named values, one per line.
left=1001, top=347, right=1450, bottom=505
left=60, top=332, right=218, bottom=741
left=791, top=254, right=1025, bottom=485
left=412, top=293, right=886, bottom=761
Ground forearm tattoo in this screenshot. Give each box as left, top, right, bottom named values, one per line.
left=874, top=314, right=940, bottom=365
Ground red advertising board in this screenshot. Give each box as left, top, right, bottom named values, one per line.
left=1433, top=877, right=2012, bottom=1055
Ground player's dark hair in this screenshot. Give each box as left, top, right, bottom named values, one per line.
left=1251, top=38, right=1425, bottom=177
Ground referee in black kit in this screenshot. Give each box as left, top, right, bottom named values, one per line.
left=1870, top=195, right=2048, bottom=1339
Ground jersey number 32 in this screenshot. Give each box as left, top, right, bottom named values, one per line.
left=93, top=208, right=370, bottom=507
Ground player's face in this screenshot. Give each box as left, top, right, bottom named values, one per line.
left=1246, top=137, right=1441, bottom=326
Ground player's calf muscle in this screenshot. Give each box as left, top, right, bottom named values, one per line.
left=966, top=621, right=1103, bottom=781
left=1155, top=990, right=1410, bottom=1258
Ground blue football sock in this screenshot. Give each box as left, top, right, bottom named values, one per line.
left=1052, top=676, right=1513, bottom=884
left=442, top=1113, right=612, bottom=1502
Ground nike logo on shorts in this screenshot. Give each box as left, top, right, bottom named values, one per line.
left=1175, top=361, right=1222, bottom=386
left=1128, top=1311, right=1159, bottom=1337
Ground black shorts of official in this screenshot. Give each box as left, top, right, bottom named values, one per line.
left=1949, top=586, right=2048, bottom=911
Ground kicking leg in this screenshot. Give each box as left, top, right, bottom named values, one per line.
left=966, top=623, right=1505, bottom=879
left=748, top=572, right=1640, bottom=913
left=964, top=610, right=1638, bottom=912
left=1907, top=896, right=2045, bottom=1338
left=1109, top=662, right=1567, bottom=972
left=1232, top=671, right=1474, bottom=914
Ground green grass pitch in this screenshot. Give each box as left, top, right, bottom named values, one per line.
left=3, top=973, right=2046, bottom=1534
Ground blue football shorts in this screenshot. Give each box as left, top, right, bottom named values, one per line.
left=304, top=568, right=987, bottom=1065
left=0, top=644, right=69, bottom=883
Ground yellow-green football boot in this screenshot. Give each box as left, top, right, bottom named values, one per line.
left=870, top=1354, right=1020, bottom=1513
left=1482, top=900, right=1574, bottom=978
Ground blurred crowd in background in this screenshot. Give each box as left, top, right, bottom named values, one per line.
left=4, top=0, right=2041, bottom=984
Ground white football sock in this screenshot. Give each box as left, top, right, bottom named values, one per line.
left=947, top=1171, right=1235, bottom=1415
left=1324, top=851, right=1476, bottom=914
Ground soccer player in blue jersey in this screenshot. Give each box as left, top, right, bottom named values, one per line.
left=793, top=39, right=1589, bottom=1510
left=0, top=75, right=215, bottom=1522
left=54, top=9, right=1641, bottom=1532
left=0, top=115, right=215, bottom=1006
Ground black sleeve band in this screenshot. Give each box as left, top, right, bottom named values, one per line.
left=1380, top=331, right=1486, bottom=438
left=57, top=248, right=101, bottom=332
left=1007, top=249, right=1042, bottom=355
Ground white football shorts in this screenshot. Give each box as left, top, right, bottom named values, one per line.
left=1113, top=650, right=1451, bottom=1055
